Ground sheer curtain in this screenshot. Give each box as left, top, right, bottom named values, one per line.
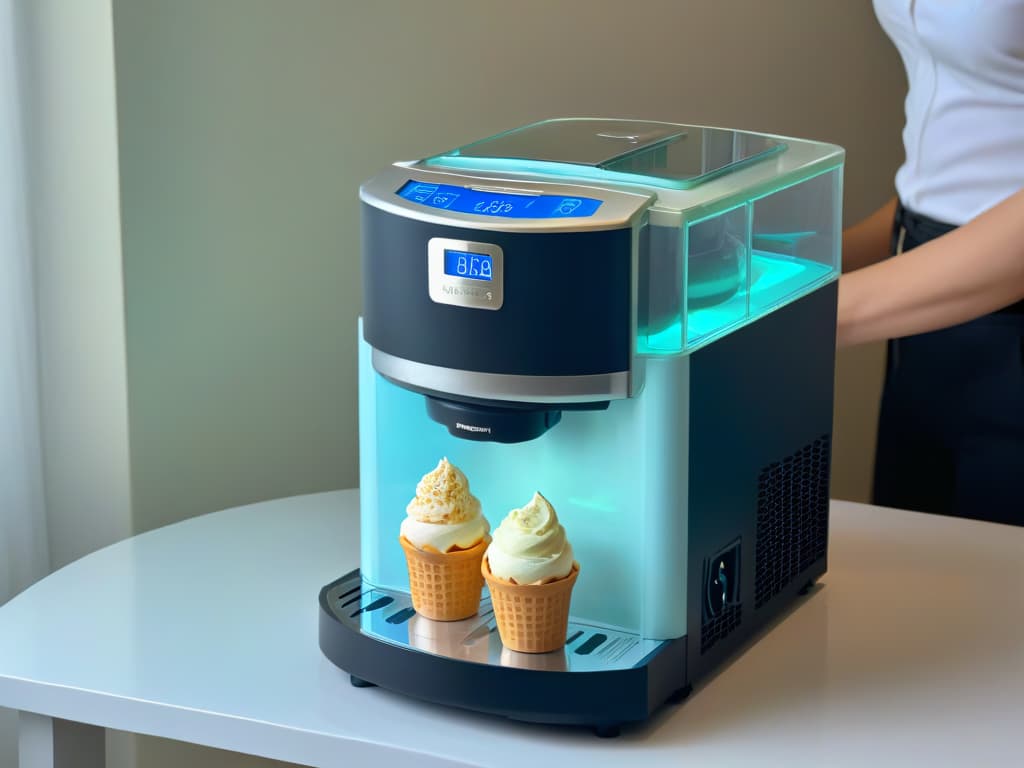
left=1, top=0, right=49, bottom=606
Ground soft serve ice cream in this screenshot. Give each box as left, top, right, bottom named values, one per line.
left=485, top=492, right=575, bottom=584
left=399, top=458, right=490, bottom=621
left=401, top=457, right=489, bottom=553
left=482, top=491, right=579, bottom=652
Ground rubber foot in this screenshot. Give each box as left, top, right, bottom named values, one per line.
left=668, top=684, right=693, bottom=705
left=593, top=723, right=622, bottom=738
left=798, top=580, right=816, bottom=596
left=350, top=675, right=377, bottom=688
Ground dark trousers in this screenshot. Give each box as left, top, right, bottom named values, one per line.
left=871, top=204, right=1024, bottom=526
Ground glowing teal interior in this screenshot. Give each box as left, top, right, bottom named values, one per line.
left=359, top=324, right=691, bottom=640
left=636, top=164, right=841, bottom=354
left=643, top=252, right=833, bottom=353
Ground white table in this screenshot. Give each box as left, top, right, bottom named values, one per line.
left=0, top=490, right=1021, bottom=767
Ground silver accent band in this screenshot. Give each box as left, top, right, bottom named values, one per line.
left=372, top=348, right=630, bottom=404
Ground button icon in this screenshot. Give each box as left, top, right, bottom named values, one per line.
left=408, top=184, right=438, bottom=203
left=429, top=192, right=459, bottom=209
left=553, top=198, right=582, bottom=216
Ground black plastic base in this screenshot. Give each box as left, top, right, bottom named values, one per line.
left=668, top=684, right=693, bottom=705
left=320, top=570, right=688, bottom=729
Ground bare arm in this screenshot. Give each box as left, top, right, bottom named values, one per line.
left=837, top=188, right=1024, bottom=347
left=842, top=195, right=898, bottom=272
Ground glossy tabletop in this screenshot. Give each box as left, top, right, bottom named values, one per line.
left=0, top=491, right=1021, bottom=767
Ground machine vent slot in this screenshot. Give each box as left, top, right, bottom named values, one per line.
left=754, top=434, right=830, bottom=609
left=574, top=633, right=608, bottom=656
left=385, top=607, right=416, bottom=625
left=350, top=596, right=394, bottom=618
left=701, top=603, right=742, bottom=655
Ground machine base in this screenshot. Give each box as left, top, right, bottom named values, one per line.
left=319, top=569, right=688, bottom=730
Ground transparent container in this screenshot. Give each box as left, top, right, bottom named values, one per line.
left=428, top=118, right=844, bottom=357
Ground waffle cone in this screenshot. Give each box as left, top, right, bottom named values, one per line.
left=399, top=535, right=488, bottom=621
left=482, top=557, right=580, bottom=653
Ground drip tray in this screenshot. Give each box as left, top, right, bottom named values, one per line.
left=323, top=572, right=665, bottom=673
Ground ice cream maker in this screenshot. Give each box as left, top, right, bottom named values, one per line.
left=319, top=119, right=843, bottom=735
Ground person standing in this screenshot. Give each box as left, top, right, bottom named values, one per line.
left=838, top=1, right=1024, bottom=524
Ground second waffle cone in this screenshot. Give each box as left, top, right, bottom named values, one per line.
left=482, top=556, right=579, bottom=653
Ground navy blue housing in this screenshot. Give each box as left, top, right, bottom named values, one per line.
left=361, top=203, right=632, bottom=376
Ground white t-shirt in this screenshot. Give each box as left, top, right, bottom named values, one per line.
left=874, top=0, right=1024, bottom=225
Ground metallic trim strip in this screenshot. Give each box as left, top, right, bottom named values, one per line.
left=629, top=216, right=642, bottom=397
left=372, top=349, right=629, bottom=404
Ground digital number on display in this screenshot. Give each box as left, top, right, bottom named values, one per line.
left=443, top=249, right=492, bottom=281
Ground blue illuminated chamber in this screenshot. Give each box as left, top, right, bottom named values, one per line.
left=358, top=323, right=689, bottom=640
left=397, top=181, right=602, bottom=219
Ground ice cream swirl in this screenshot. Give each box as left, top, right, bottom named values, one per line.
left=486, top=492, right=575, bottom=584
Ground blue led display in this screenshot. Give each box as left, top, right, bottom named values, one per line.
left=443, top=249, right=492, bottom=281
left=397, top=181, right=603, bottom=218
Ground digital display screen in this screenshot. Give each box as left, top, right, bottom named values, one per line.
left=397, top=181, right=603, bottom=219
left=443, top=249, right=492, bottom=281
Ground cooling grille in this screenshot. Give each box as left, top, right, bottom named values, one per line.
left=754, top=435, right=830, bottom=609
left=700, top=603, right=742, bottom=654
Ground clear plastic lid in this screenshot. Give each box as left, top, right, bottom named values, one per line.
left=428, top=118, right=786, bottom=189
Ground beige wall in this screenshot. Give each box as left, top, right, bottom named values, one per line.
left=112, top=0, right=901, bottom=544
left=4, top=1, right=899, bottom=766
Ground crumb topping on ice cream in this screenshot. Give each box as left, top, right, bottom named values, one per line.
left=401, top=458, right=489, bottom=553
